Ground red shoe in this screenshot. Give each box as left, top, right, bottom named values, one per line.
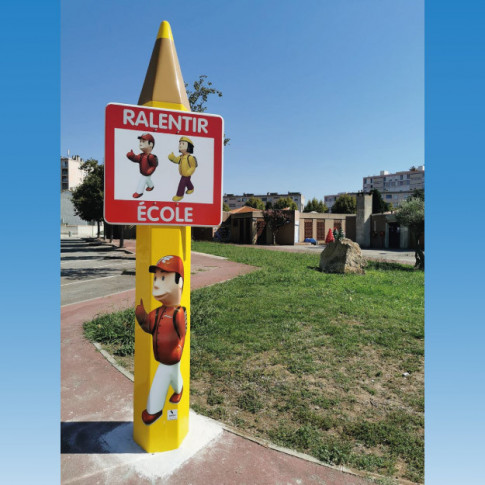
left=146, top=186, right=154, bottom=191
left=142, top=409, right=163, bottom=425
left=169, top=387, right=183, bottom=403
left=133, top=192, right=143, bottom=198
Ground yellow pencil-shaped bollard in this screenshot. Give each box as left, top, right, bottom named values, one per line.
left=133, top=20, right=192, bottom=453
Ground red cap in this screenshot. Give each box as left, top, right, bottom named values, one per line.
left=138, top=133, right=155, bottom=145
left=149, top=255, right=184, bottom=280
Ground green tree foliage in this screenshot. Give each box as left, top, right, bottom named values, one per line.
left=274, top=197, right=298, bottom=210
left=369, top=189, right=391, bottom=214
left=410, top=188, right=424, bottom=201
left=395, top=197, right=425, bottom=269
left=331, top=194, right=356, bottom=214
left=244, top=197, right=265, bottom=210
left=265, top=201, right=273, bottom=210
left=223, top=202, right=230, bottom=212
left=263, top=210, right=292, bottom=245
left=303, top=197, right=328, bottom=213
left=185, top=74, right=230, bottom=146
left=71, top=159, right=104, bottom=237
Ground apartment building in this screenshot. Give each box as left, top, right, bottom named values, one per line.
left=224, top=192, right=305, bottom=212
left=61, top=155, right=86, bottom=191
left=362, top=166, right=424, bottom=207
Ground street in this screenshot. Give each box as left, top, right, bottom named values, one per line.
left=61, top=237, right=136, bottom=306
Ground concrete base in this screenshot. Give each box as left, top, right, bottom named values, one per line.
left=62, top=412, right=223, bottom=484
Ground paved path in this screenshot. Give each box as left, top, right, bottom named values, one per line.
left=61, top=238, right=376, bottom=484
left=61, top=238, right=136, bottom=306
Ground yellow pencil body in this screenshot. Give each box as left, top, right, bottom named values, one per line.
left=133, top=21, right=192, bottom=453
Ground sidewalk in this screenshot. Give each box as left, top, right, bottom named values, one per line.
left=61, top=239, right=376, bottom=484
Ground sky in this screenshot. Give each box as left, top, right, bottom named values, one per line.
left=61, top=0, right=424, bottom=203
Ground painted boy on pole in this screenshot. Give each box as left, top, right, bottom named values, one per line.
left=127, top=133, right=158, bottom=198
left=168, top=136, right=197, bottom=201
left=135, top=255, right=186, bottom=425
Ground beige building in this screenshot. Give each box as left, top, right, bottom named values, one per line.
left=61, top=155, right=86, bottom=191
left=224, top=192, right=305, bottom=212
left=207, top=193, right=421, bottom=250
left=362, top=166, right=424, bottom=207
left=221, top=209, right=354, bottom=246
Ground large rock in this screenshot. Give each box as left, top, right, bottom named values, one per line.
left=319, top=238, right=366, bottom=274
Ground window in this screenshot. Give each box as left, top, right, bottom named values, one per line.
left=386, top=195, right=392, bottom=199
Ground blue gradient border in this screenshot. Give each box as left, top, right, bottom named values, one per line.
left=1, top=0, right=484, bottom=482
left=0, top=1, right=60, bottom=483
left=426, top=1, right=485, bottom=483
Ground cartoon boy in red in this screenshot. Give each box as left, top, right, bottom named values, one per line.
left=135, top=255, right=186, bottom=425
left=127, top=133, right=158, bottom=198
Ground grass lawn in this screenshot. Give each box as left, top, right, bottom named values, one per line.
left=84, top=242, right=424, bottom=483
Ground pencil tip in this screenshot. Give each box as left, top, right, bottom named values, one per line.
left=138, top=20, right=190, bottom=110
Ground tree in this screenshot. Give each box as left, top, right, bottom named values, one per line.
left=410, top=188, right=424, bottom=201
left=395, top=197, right=425, bottom=269
left=185, top=74, right=230, bottom=146
left=274, top=197, right=298, bottom=210
left=71, top=159, right=104, bottom=238
left=223, top=202, right=230, bottom=212
left=303, top=197, right=328, bottom=213
left=331, top=194, right=356, bottom=214
left=244, top=197, right=265, bottom=210
left=369, top=189, right=390, bottom=214
left=265, top=200, right=273, bottom=210
left=325, top=228, right=335, bottom=244
left=263, top=210, right=292, bottom=245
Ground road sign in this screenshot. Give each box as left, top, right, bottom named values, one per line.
left=104, top=102, right=223, bottom=227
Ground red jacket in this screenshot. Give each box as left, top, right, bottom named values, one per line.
left=136, top=304, right=186, bottom=365
left=127, top=151, right=158, bottom=176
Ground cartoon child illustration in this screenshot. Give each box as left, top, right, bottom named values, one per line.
left=135, top=255, right=186, bottom=425
left=127, top=133, right=158, bottom=198
left=168, top=136, right=198, bottom=202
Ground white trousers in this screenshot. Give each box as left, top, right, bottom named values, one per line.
left=146, top=362, right=183, bottom=414
left=136, top=175, right=154, bottom=194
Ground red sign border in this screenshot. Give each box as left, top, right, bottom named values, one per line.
left=104, top=103, right=223, bottom=227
